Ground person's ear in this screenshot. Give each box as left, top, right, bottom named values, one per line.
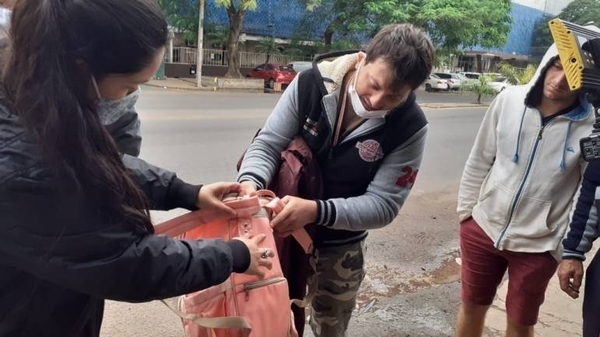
left=355, top=52, right=366, bottom=69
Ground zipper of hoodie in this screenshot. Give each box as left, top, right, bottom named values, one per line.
left=494, top=117, right=555, bottom=248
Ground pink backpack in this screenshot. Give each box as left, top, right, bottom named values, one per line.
left=155, top=191, right=312, bottom=337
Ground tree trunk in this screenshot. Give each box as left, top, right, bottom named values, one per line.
left=265, top=53, right=271, bottom=64
left=477, top=94, right=482, bottom=104
left=225, top=6, right=245, bottom=78
left=324, top=24, right=334, bottom=46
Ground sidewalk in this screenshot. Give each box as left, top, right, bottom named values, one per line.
left=145, top=77, right=215, bottom=91
left=146, top=77, right=491, bottom=108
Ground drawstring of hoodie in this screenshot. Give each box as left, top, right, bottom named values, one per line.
left=512, top=106, right=574, bottom=170
left=560, top=121, right=572, bottom=171
left=512, top=107, right=527, bottom=163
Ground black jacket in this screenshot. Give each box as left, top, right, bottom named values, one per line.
left=0, top=103, right=249, bottom=337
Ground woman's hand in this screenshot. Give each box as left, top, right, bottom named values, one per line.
left=233, top=234, right=274, bottom=278
left=195, top=182, right=242, bottom=216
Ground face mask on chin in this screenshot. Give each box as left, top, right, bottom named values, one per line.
left=347, top=61, right=389, bottom=119
left=91, top=75, right=140, bottom=125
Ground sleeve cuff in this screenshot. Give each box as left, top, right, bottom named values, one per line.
left=165, top=177, right=202, bottom=211
left=315, top=200, right=336, bottom=227
left=237, top=174, right=265, bottom=190
left=226, top=240, right=251, bottom=273
left=562, top=249, right=586, bottom=261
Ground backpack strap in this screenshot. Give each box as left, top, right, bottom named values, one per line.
left=258, top=190, right=313, bottom=254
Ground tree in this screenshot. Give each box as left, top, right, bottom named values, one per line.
left=498, top=63, right=537, bottom=85
left=532, top=0, right=600, bottom=57
left=409, top=0, right=512, bottom=57
left=461, top=75, right=497, bottom=104
left=160, top=0, right=258, bottom=77
left=158, top=0, right=201, bottom=45
left=255, top=37, right=281, bottom=63
left=299, top=0, right=511, bottom=58
left=211, top=0, right=257, bottom=78
left=297, top=0, right=412, bottom=46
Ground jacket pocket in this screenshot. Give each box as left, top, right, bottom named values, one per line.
left=477, top=185, right=512, bottom=227
left=510, top=195, right=554, bottom=238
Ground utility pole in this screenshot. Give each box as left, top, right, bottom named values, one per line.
left=196, top=0, right=205, bottom=88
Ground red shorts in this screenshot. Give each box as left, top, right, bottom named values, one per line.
left=459, top=218, right=558, bottom=326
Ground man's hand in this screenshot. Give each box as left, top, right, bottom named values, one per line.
left=271, top=196, right=317, bottom=237
left=195, top=181, right=242, bottom=216
left=557, top=259, right=584, bottom=299
left=239, top=181, right=258, bottom=197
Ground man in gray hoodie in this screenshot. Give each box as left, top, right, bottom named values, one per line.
left=238, top=23, right=434, bottom=337
left=456, top=44, right=593, bottom=337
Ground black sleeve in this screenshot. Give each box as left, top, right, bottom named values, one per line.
left=0, top=174, right=250, bottom=302
left=122, top=155, right=201, bottom=211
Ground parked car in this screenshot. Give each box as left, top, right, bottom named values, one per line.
left=424, top=74, right=449, bottom=91
left=488, top=76, right=513, bottom=93
left=287, top=61, right=312, bottom=73
left=460, top=71, right=482, bottom=80
left=434, top=72, right=463, bottom=90
left=246, top=63, right=296, bottom=89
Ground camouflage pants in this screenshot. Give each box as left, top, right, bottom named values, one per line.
left=308, top=239, right=367, bottom=337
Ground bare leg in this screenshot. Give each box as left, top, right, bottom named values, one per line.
left=506, top=319, right=533, bottom=337
left=455, top=303, right=489, bottom=337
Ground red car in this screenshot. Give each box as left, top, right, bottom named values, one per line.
left=246, top=63, right=296, bottom=89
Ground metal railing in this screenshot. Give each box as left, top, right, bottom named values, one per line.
left=169, top=47, right=311, bottom=67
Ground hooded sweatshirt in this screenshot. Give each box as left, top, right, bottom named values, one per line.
left=457, top=44, right=594, bottom=258
left=237, top=52, right=428, bottom=247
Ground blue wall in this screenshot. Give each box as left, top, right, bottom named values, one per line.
left=204, top=1, right=546, bottom=56
left=485, top=3, right=546, bottom=56
left=205, top=0, right=310, bottom=39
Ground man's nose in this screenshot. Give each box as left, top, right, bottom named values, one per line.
left=370, top=92, right=386, bottom=110
left=556, top=72, right=569, bottom=89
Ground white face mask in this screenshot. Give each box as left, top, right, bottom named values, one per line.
left=347, top=61, right=389, bottom=119
left=91, top=76, right=140, bottom=125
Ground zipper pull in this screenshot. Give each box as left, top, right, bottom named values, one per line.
left=245, top=288, right=250, bottom=301
left=538, top=126, right=544, bottom=140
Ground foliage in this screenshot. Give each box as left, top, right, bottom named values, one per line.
left=460, top=75, right=498, bottom=104
left=498, top=63, right=537, bottom=85
left=158, top=0, right=200, bottom=45
left=532, top=0, right=600, bottom=56
left=255, top=37, right=281, bottom=63
left=298, top=0, right=511, bottom=56
left=205, top=23, right=230, bottom=49
left=411, top=0, right=512, bottom=56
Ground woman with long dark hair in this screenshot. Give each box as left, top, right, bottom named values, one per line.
left=0, top=1, right=272, bottom=336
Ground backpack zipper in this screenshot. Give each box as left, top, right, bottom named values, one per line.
left=243, top=277, right=286, bottom=301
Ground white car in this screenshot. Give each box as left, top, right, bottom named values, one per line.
left=488, top=76, right=512, bottom=93
left=424, top=74, right=449, bottom=91
left=434, top=72, right=464, bottom=90
left=287, top=61, right=312, bottom=73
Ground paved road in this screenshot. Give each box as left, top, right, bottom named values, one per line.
left=100, top=88, right=491, bottom=337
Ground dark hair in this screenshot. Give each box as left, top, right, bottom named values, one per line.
left=3, top=0, right=168, bottom=232
left=365, top=23, right=435, bottom=91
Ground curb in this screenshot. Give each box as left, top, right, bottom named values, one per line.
left=419, top=103, right=490, bottom=109
left=143, top=82, right=270, bottom=94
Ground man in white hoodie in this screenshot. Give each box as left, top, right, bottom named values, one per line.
left=456, top=45, right=594, bottom=337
